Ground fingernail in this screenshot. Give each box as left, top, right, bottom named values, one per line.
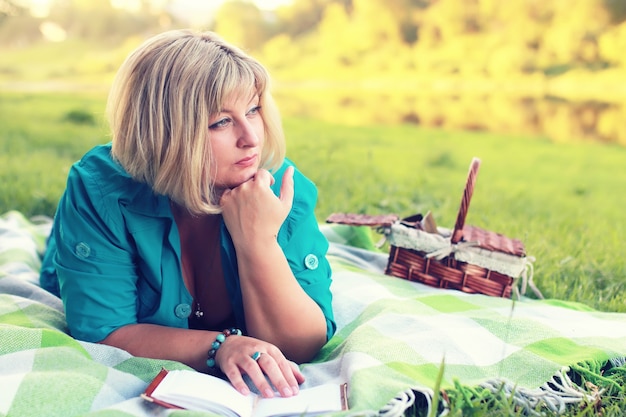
left=291, top=385, right=299, bottom=395
left=264, top=388, right=274, bottom=398
left=240, top=386, right=250, bottom=396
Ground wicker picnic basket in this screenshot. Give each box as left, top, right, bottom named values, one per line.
left=327, top=158, right=540, bottom=299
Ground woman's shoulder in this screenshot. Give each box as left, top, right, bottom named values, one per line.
left=73, top=143, right=132, bottom=187
left=271, top=159, right=320, bottom=236
left=67, top=143, right=161, bottom=218
left=272, top=158, right=318, bottom=205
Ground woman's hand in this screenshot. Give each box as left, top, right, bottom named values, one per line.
left=216, top=334, right=305, bottom=398
left=220, top=166, right=294, bottom=248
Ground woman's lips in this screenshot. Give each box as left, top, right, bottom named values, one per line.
left=236, top=154, right=258, bottom=167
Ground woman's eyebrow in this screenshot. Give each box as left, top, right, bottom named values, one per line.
left=215, top=92, right=259, bottom=115
left=219, top=97, right=260, bottom=114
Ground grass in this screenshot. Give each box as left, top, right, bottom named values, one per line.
left=1, top=90, right=625, bottom=415
left=0, top=91, right=108, bottom=215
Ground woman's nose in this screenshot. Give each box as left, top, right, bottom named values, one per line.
left=237, top=119, right=260, bottom=147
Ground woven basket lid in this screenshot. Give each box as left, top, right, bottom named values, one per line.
left=461, top=225, right=526, bottom=257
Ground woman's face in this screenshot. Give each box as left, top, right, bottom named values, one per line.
left=208, top=91, right=265, bottom=191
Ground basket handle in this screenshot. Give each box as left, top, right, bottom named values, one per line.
left=451, top=157, right=481, bottom=244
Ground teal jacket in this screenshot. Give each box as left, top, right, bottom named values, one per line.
left=40, top=144, right=336, bottom=343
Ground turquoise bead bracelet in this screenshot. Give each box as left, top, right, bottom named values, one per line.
left=206, top=327, right=242, bottom=368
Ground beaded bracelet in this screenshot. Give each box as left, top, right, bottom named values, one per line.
left=206, top=327, right=242, bottom=368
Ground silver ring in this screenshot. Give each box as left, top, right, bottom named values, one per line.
left=251, top=351, right=262, bottom=361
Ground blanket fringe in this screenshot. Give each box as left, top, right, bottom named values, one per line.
left=478, top=366, right=599, bottom=416
left=382, top=358, right=626, bottom=416
left=377, top=388, right=419, bottom=417
left=345, top=386, right=426, bottom=417
left=609, top=356, right=625, bottom=368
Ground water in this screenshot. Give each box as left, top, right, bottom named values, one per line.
left=274, top=89, right=626, bottom=145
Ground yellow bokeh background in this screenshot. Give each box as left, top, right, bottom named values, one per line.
left=2, top=0, right=625, bottom=144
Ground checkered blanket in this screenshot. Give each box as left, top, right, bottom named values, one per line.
left=1, top=211, right=625, bottom=416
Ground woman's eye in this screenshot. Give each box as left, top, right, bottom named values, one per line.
left=247, top=105, right=261, bottom=116
left=209, top=118, right=231, bottom=129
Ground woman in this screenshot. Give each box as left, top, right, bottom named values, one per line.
left=39, top=29, right=335, bottom=400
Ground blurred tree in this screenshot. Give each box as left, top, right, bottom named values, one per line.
left=349, top=0, right=413, bottom=75
left=316, top=1, right=351, bottom=65
left=0, top=0, right=25, bottom=21
left=604, top=0, right=626, bottom=23
left=379, top=0, right=430, bottom=45
left=257, top=0, right=626, bottom=81
left=538, top=0, right=610, bottom=66
left=349, top=0, right=403, bottom=51
left=2, top=0, right=625, bottom=102
left=213, top=0, right=270, bottom=51
left=313, top=0, right=406, bottom=66
left=420, top=0, right=483, bottom=42
left=475, top=1, right=549, bottom=75
left=276, top=0, right=349, bottom=38
left=44, top=0, right=163, bottom=44
left=0, top=1, right=41, bottom=46
left=598, top=20, right=626, bottom=66
left=260, top=33, right=297, bottom=71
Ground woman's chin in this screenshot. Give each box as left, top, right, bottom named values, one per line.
left=236, top=168, right=260, bottom=185
left=216, top=172, right=258, bottom=190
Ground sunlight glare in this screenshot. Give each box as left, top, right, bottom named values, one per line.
left=28, top=0, right=51, bottom=18
left=110, top=0, right=142, bottom=13
left=39, top=21, right=67, bottom=42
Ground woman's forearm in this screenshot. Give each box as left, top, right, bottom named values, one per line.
left=235, top=238, right=328, bottom=363
left=101, top=324, right=217, bottom=371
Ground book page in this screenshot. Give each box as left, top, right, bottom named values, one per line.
left=150, top=369, right=254, bottom=417
left=252, top=383, right=343, bottom=417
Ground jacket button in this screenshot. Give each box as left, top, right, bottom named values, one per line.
left=174, top=303, right=192, bottom=319
left=304, top=254, right=319, bottom=270
left=75, top=242, right=91, bottom=259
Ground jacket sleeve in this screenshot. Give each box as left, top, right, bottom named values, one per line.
left=51, top=157, right=140, bottom=343
left=273, top=160, right=337, bottom=341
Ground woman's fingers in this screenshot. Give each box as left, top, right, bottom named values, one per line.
left=289, top=359, right=306, bottom=385
left=217, top=337, right=305, bottom=398
left=242, top=352, right=287, bottom=398
left=221, top=366, right=252, bottom=396
left=255, top=351, right=302, bottom=397
left=253, top=168, right=274, bottom=187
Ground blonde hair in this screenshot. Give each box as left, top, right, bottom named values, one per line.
left=107, top=29, right=285, bottom=214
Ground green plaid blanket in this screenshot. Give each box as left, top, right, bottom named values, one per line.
left=1, top=211, right=625, bottom=417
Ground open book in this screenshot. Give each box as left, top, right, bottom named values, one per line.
left=141, top=368, right=348, bottom=417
